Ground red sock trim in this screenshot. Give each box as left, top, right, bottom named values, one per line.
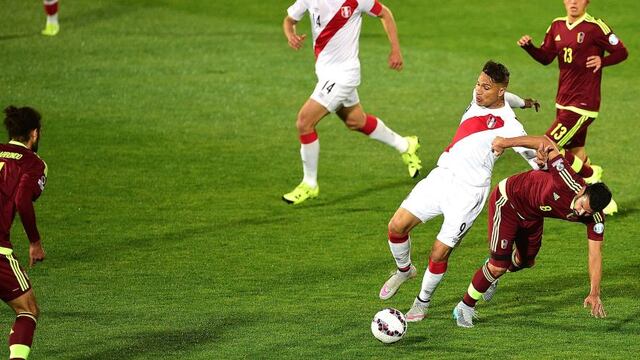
left=299, top=131, right=318, bottom=144
left=44, top=2, right=58, bottom=15
left=398, top=265, right=411, bottom=272
left=359, top=114, right=378, bottom=135
left=428, top=258, right=448, bottom=274
left=388, top=231, right=409, bottom=244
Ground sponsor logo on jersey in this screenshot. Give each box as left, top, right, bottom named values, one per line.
left=594, top=223, right=604, bottom=234
left=608, top=33, right=619, bottom=46
left=555, top=34, right=561, bottom=41
left=540, top=205, right=552, bottom=212
left=552, top=158, right=565, bottom=171
left=340, top=6, right=352, bottom=18
left=553, top=192, right=560, bottom=201
left=487, top=116, right=497, bottom=129
left=577, top=32, right=585, bottom=43
left=500, top=239, right=508, bottom=250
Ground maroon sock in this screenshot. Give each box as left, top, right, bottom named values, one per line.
left=562, top=151, right=594, bottom=178
left=9, top=312, right=37, bottom=359
left=44, top=1, right=58, bottom=16
left=462, top=264, right=497, bottom=307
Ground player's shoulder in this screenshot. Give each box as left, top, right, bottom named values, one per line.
left=583, top=14, right=612, bottom=35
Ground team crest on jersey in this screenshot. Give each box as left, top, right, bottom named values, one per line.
left=577, top=32, right=585, bottom=43
left=609, top=33, right=619, bottom=46
left=487, top=116, right=497, bottom=129
left=551, top=158, right=565, bottom=171
left=594, top=223, right=604, bottom=234
left=340, top=6, right=352, bottom=18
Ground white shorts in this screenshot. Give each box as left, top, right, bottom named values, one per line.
left=400, top=166, right=489, bottom=248
left=310, top=79, right=360, bottom=112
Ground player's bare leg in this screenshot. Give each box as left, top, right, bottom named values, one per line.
left=6, top=290, right=39, bottom=360
left=379, top=208, right=421, bottom=300
left=283, top=99, right=328, bottom=205
left=407, top=240, right=453, bottom=321
left=337, top=104, right=422, bottom=178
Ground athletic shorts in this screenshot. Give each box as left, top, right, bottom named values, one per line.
left=0, top=249, right=31, bottom=302
left=487, top=186, right=543, bottom=268
left=400, top=167, right=489, bottom=248
left=546, top=109, right=595, bottom=149
left=310, top=79, right=360, bottom=113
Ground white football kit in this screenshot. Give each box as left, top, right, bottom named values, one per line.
left=401, top=92, right=538, bottom=247
left=287, top=0, right=383, bottom=112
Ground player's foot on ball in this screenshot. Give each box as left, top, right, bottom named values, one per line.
left=584, top=165, right=603, bottom=184
left=402, top=136, right=422, bottom=178
left=406, top=297, right=430, bottom=322
left=41, top=22, right=59, bottom=36
left=482, top=279, right=499, bottom=302
left=282, top=182, right=319, bottom=205
left=603, top=198, right=618, bottom=216
left=452, top=301, right=475, bottom=328
left=379, top=265, right=417, bottom=300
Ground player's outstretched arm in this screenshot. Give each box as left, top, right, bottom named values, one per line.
left=505, top=92, right=540, bottom=112
left=518, top=34, right=555, bottom=65
left=283, top=16, right=306, bottom=50
left=491, top=135, right=555, bottom=156
left=584, top=239, right=606, bottom=318
left=378, top=5, right=403, bottom=71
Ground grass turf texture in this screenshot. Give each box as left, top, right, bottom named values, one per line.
left=1, top=0, right=639, bottom=358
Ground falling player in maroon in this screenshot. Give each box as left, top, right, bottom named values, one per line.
left=517, top=0, right=627, bottom=214
left=0, top=106, right=47, bottom=359
left=453, top=136, right=611, bottom=328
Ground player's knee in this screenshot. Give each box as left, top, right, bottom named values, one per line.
left=13, top=303, right=39, bottom=319
left=344, top=117, right=363, bottom=131
left=486, top=262, right=508, bottom=277
left=388, top=216, right=410, bottom=236
left=295, top=114, right=315, bottom=134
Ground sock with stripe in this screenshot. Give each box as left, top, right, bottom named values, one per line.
left=417, top=258, right=448, bottom=302
left=387, top=231, right=411, bottom=271
left=359, top=114, right=408, bottom=153
left=43, top=0, right=59, bottom=25
left=462, top=263, right=497, bottom=307
left=299, top=131, right=319, bottom=188
left=9, top=312, right=37, bottom=360
left=561, top=149, right=593, bottom=178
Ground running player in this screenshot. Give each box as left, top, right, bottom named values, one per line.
left=282, top=0, right=422, bottom=205
left=42, top=0, right=60, bottom=36
left=453, top=136, right=610, bottom=328
left=0, top=106, right=48, bottom=359
left=517, top=0, right=627, bottom=214
left=378, top=61, right=540, bottom=322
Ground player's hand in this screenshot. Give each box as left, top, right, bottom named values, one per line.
left=491, top=136, right=506, bottom=156
left=287, top=33, right=307, bottom=50
left=388, top=50, right=403, bottom=71
left=535, top=143, right=552, bottom=166
left=523, top=98, right=540, bottom=112
left=586, top=55, right=602, bottom=73
left=517, top=35, right=533, bottom=47
left=584, top=294, right=607, bottom=318
left=29, top=241, right=46, bottom=268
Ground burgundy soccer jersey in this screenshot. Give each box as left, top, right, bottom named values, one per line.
left=504, top=154, right=605, bottom=241
left=524, top=14, right=627, bottom=112
left=0, top=142, right=47, bottom=249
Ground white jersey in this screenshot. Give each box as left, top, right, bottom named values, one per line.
left=287, top=0, right=383, bottom=86
left=436, top=91, right=537, bottom=187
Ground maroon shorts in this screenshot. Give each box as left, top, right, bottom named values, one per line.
left=0, top=252, right=31, bottom=302
left=545, top=109, right=595, bottom=149
left=486, top=188, right=544, bottom=268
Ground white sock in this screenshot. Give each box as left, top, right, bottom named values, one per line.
left=369, top=118, right=408, bottom=153
left=418, top=269, right=446, bottom=302
left=301, top=139, right=319, bottom=188
left=388, top=235, right=411, bottom=270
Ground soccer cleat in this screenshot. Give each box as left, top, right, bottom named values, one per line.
left=482, top=279, right=499, bottom=302
left=282, top=182, right=319, bottom=205
left=584, top=165, right=603, bottom=185
left=406, top=297, right=430, bottom=322
left=603, top=198, right=618, bottom=216
left=401, top=136, right=422, bottom=178
left=379, top=265, right=417, bottom=300
left=41, top=23, right=60, bottom=36
left=452, top=301, right=476, bottom=328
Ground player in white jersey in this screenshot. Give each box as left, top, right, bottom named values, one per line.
left=378, top=61, right=541, bottom=321
left=282, top=0, right=422, bottom=205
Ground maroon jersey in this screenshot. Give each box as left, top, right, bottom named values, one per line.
left=503, top=154, right=605, bottom=241
left=0, top=142, right=47, bottom=249
left=524, top=13, right=628, bottom=113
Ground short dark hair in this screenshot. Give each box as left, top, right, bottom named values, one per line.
left=483, top=60, right=510, bottom=85
left=3, top=106, right=41, bottom=142
left=585, top=182, right=612, bottom=213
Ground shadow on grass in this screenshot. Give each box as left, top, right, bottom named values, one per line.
left=303, top=179, right=412, bottom=209
left=0, top=32, right=39, bottom=41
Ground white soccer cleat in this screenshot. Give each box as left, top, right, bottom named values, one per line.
left=452, top=301, right=475, bottom=328
left=406, top=297, right=430, bottom=322
left=379, top=265, right=417, bottom=300
left=482, top=279, right=499, bottom=302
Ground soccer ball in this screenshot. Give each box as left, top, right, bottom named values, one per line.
left=370, top=308, right=407, bottom=344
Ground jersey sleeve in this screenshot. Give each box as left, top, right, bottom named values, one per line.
left=583, top=212, right=605, bottom=241
left=359, top=0, right=383, bottom=17
left=287, top=0, right=308, bottom=21
left=522, top=22, right=557, bottom=65
left=592, top=21, right=629, bottom=67
left=505, top=92, right=526, bottom=109
left=15, top=160, right=46, bottom=244
left=547, top=154, right=584, bottom=193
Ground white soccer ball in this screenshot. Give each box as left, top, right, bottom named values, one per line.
left=371, top=308, right=407, bottom=344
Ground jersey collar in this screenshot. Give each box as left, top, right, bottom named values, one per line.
left=8, top=140, right=28, bottom=149
left=566, top=12, right=588, bottom=30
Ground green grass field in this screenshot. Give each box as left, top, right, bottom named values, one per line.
left=1, top=0, right=639, bottom=358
